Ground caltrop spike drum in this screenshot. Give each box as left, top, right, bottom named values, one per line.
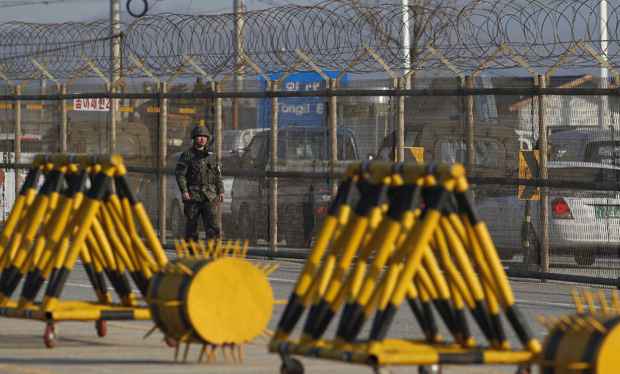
left=147, top=256, right=274, bottom=345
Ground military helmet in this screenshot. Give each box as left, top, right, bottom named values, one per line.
left=191, top=125, right=210, bottom=139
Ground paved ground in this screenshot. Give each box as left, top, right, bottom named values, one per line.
left=0, top=256, right=611, bottom=374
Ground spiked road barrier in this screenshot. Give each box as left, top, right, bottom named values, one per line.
left=537, top=289, right=620, bottom=374
left=269, top=161, right=541, bottom=374
left=146, top=239, right=276, bottom=364
left=0, top=154, right=167, bottom=347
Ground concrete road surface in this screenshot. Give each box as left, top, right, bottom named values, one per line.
left=0, top=257, right=609, bottom=374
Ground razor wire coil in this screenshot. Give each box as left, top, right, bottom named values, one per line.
left=0, top=0, right=618, bottom=80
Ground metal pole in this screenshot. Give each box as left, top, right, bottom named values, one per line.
left=60, top=84, right=67, bottom=152
left=538, top=74, right=550, bottom=273
left=215, top=82, right=223, bottom=237
left=270, top=81, right=278, bottom=253
left=522, top=77, right=536, bottom=268
left=466, top=75, right=475, bottom=173
left=14, top=84, right=21, bottom=199
left=109, top=0, right=121, bottom=153
left=329, top=79, right=338, bottom=196
left=401, top=0, right=410, bottom=77
left=233, top=0, right=245, bottom=130
left=158, top=82, right=168, bottom=244
left=600, top=0, right=609, bottom=128
left=397, top=78, right=405, bottom=162
left=40, top=79, right=46, bottom=123
left=398, top=0, right=410, bottom=163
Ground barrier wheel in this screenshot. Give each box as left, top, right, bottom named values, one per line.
left=280, top=357, right=304, bottom=374
left=164, top=336, right=178, bottom=348
left=95, top=320, right=107, bottom=337
left=418, top=365, right=442, bottom=374
left=43, top=323, right=56, bottom=348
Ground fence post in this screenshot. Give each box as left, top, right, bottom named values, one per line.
left=40, top=79, right=46, bottom=124
left=158, top=81, right=168, bottom=245
left=397, top=77, right=405, bottom=162
left=14, top=84, right=21, bottom=199
left=215, top=82, right=223, bottom=237
left=270, top=81, right=279, bottom=253
left=329, top=79, right=338, bottom=196
left=538, top=74, right=550, bottom=274
left=465, top=75, right=475, bottom=173
left=60, top=84, right=68, bottom=152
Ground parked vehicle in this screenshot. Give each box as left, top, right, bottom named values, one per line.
left=0, top=134, right=44, bottom=224
left=477, top=126, right=620, bottom=266
left=223, top=129, right=267, bottom=157
left=231, top=126, right=360, bottom=247
left=375, top=122, right=521, bottom=178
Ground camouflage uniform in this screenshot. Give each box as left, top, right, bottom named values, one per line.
left=175, top=147, right=224, bottom=241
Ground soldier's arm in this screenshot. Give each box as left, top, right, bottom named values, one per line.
left=175, top=153, right=190, bottom=194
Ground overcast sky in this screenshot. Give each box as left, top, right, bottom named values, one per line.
left=0, top=0, right=246, bottom=23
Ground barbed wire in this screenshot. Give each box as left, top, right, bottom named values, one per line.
left=0, top=0, right=618, bottom=80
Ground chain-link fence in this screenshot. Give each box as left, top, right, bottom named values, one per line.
left=2, top=0, right=620, bottom=286
left=1, top=74, right=620, bottom=287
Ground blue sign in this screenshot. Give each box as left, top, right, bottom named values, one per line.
left=257, top=71, right=349, bottom=129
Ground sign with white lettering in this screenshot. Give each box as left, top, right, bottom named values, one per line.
left=257, top=71, right=348, bottom=128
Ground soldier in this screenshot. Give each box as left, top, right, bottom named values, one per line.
left=175, top=125, right=224, bottom=241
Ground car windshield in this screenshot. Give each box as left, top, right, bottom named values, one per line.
left=437, top=139, right=502, bottom=168
left=222, top=132, right=239, bottom=153
left=279, top=131, right=326, bottom=160
left=277, top=130, right=356, bottom=160
left=585, top=141, right=620, bottom=165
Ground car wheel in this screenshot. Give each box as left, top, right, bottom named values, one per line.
left=499, top=250, right=515, bottom=261
left=574, top=253, right=595, bottom=266
left=522, top=228, right=541, bottom=266
left=282, top=226, right=304, bottom=249
left=281, top=204, right=305, bottom=248
left=238, top=203, right=255, bottom=244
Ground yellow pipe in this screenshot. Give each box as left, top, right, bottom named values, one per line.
left=300, top=214, right=360, bottom=306
left=439, top=218, right=486, bottom=304
left=103, top=202, right=142, bottom=267
left=355, top=219, right=403, bottom=307
left=98, top=208, right=136, bottom=272
left=433, top=229, right=474, bottom=308
left=133, top=202, right=168, bottom=267
left=91, top=218, right=120, bottom=270
left=87, top=231, right=117, bottom=271
left=43, top=195, right=103, bottom=309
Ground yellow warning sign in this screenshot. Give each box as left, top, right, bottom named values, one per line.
left=518, top=150, right=540, bottom=201
left=26, top=104, right=44, bottom=111
left=406, top=147, right=425, bottom=163
left=178, top=107, right=196, bottom=114
left=0, top=103, right=12, bottom=110
left=146, top=106, right=160, bottom=113
left=119, top=106, right=134, bottom=113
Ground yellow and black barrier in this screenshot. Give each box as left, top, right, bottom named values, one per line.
left=146, top=239, right=276, bottom=363
left=270, top=161, right=541, bottom=374
left=537, top=289, right=620, bottom=374
left=0, top=154, right=168, bottom=347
